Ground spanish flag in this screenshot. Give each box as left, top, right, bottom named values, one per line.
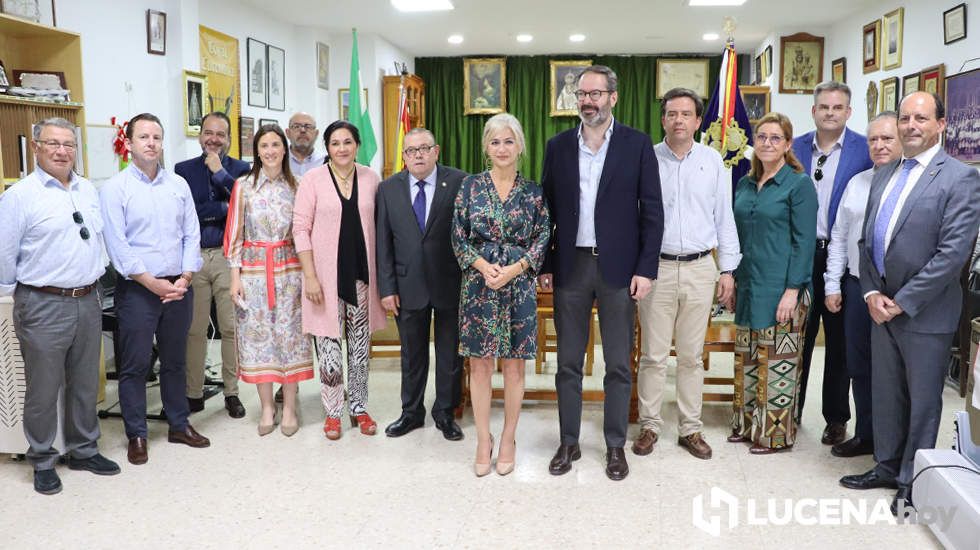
left=393, top=85, right=411, bottom=173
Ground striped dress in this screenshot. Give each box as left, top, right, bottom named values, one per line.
left=224, top=170, right=313, bottom=383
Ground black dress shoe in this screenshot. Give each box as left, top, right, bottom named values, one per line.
left=831, top=436, right=874, bottom=458
left=384, top=415, right=424, bottom=437
left=434, top=418, right=464, bottom=441
left=891, top=486, right=913, bottom=517
left=34, top=469, right=62, bottom=495
left=187, top=396, right=205, bottom=413
left=605, top=447, right=629, bottom=481
left=68, top=453, right=121, bottom=476
left=839, top=469, right=898, bottom=490
left=548, top=444, right=581, bottom=475
left=224, top=395, right=246, bottom=418
left=821, top=422, right=847, bottom=445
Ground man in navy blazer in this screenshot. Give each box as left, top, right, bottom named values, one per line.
left=791, top=82, right=872, bottom=446
left=840, top=92, right=980, bottom=515
left=175, top=111, right=251, bottom=419
left=540, top=65, right=664, bottom=481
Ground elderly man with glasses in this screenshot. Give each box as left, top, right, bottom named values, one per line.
left=375, top=128, right=468, bottom=440
left=286, top=112, right=325, bottom=177
left=0, top=117, right=120, bottom=494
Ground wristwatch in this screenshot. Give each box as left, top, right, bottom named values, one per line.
left=720, top=270, right=734, bottom=276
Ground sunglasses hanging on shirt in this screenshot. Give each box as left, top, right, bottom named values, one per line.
left=73, top=210, right=90, bottom=240
left=814, top=154, right=828, bottom=182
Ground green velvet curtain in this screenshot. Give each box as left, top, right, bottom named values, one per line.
left=415, top=55, right=721, bottom=180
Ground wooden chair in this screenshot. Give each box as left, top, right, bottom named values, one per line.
left=534, top=287, right=596, bottom=375
left=369, top=313, right=401, bottom=358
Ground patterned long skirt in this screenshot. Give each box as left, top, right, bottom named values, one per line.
left=732, top=289, right=811, bottom=449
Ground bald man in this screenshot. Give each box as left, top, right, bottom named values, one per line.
left=286, top=112, right=325, bottom=176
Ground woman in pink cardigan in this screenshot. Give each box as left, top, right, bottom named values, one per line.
left=293, top=120, right=387, bottom=440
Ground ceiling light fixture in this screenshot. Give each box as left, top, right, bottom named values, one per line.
left=516, top=34, right=533, bottom=43
left=569, top=34, right=586, bottom=42
left=390, top=0, right=454, bottom=12
left=702, top=32, right=719, bottom=40
left=447, top=34, right=463, bottom=44
left=688, top=0, right=747, bottom=6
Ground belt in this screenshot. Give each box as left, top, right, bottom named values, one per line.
left=576, top=246, right=599, bottom=256
left=816, top=239, right=829, bottom=249
left=22, top=283, right=96, bottom=298
left=243, top=239, right=294, bottom=309
left=660, top=249, right=711, bottom=262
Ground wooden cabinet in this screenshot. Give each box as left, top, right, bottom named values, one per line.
left=0, top=14, right=87, bottom=182
left=381, top=73, right=424, bottom=179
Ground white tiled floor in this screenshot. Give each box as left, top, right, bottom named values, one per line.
left=0, top=346, right=960, bottom=549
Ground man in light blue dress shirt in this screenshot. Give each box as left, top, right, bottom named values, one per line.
left=0, top=117, right=120, bottom=494
left=100, top=113, right=210, bottom=465
left=286, top=112, right=325, bottom=177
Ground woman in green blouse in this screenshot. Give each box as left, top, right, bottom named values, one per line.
left=729, top=112, right=817, bottom=454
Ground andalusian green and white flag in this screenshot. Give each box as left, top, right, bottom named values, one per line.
left=349, top=28, right=377, bottom=165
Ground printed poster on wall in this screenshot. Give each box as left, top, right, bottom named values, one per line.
left=199, top=25, right=241, bottom=158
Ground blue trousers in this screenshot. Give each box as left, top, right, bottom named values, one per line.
left=842, top=274, right=873, bottom=441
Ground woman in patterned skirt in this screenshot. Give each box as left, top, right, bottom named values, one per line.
left=293, top=120, right=387, bottom=440
left=225, top=124, right=313, bottom=437
left=452, top=113, right=551, bottom=476
left=730, top=112, right=817, bottom=453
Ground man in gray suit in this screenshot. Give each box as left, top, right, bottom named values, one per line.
left=839, top=92, right=980, bottom=516
left=376, top=128, right=468, bottom=440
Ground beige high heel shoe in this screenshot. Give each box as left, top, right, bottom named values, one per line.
left=475, top=435, right=494, bottom=477
left=496, top=440, right=516, bottom=476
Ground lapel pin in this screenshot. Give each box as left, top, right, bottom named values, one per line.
left=441, top=181, right=447, bottom=187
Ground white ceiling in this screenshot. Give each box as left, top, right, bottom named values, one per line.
left=241, top=0, right=880, bottom=56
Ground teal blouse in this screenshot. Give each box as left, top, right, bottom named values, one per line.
left=733, top=164, right=817, bottom=329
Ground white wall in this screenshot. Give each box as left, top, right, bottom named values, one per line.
left=760, top=0, right=980, bottom=138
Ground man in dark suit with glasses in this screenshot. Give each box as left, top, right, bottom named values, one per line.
left=791, top=81, right=873, bottom=446
left=0, top=117, right=120, bottom=495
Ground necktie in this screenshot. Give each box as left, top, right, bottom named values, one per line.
left=413, top=180, right=427, bottom=232
left=872, top=158, right=918, bottom=276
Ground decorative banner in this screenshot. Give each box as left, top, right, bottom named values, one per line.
left=199, top=25, right=241, bottom=158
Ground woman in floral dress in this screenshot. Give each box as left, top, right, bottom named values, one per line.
left=225, top=124, right=312, bottom=437
left=452, top=113, right=551, bottom=476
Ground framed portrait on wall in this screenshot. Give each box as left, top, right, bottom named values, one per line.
left=239, top=116, right=254, bottom=162
left=882, top=8, right=904, bottom=70
left=754, top=55, right=762, bottom=84
left=317, top=42, right=329, bottom=91
left=866, top=80, right=879, bottom=121
left=338, top=88, right=368, bottom=120
left=739, top=85, right=770, bottom=126
left=902, top=72, right=920, bottom=97
left=920, top=64, right=946, bottom=98
left=880, top=77, right=899, bottom=113
left=247, top=38, right=267, bottom=108
left=0, top=0, right=40, bottom=22
left=258, top=118, right=278, bottom=128
left=763, top=45, right=773, bottom=79
left=779, top=32, right=823, bottom=94
left=943, top=3, right=967, bottom=45
left=831, top=57, right=846, bottom=83
left=267, top=45, right=285, bottom=111
left=146, top=10, right=166, bottom=55
left=183, top=70, right=208, bottom=136
left=550, top=60, right=591, bottom=117
left=463, top=57, right=506, bottom=115
left=944, top=66, right=980, bottom=162
left=656, top=58, right=709, bottom=99
left=862, top=20, right=881, bottom=74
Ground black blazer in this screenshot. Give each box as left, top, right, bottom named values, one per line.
left=375, top=165, right=468, bottom=310
left=541, top=121, right=663, bottom=288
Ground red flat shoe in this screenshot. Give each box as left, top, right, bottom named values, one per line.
left=350, top=413, right=377, bottom=436
left=323, top=417, right=342, bottom=440
left=727, top=432, right=749, bottom=443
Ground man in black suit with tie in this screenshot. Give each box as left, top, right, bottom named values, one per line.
left=540, top=65, right=664, bottom=480
left=376, top=128, right=468, bottom=441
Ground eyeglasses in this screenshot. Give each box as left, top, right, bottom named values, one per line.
left=289, top=123, right=316, bottom=132
left=40, top=140, right=77, bottom=151
left=814, top=154, right=828, bottom=181
left=403, top=144, right=435, bottom=156
left=72, top=211, right=90, bottom=240
left=755, top=133, right=785, bottom=145
left=574, top=89, right=611, bottom=101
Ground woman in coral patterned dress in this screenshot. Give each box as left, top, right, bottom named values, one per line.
left=225, top=124, right=313, bottom=437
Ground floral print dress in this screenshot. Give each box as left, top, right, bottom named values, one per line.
left=451, top=171, right=551, bottom=359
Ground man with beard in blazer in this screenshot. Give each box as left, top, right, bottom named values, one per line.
left=376, top=128, right=468, bottom=441
left=540, top=65, right=664, bottom=480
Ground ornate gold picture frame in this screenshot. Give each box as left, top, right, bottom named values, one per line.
left=550, top=59, right=591, bottom=117
left=463, top=57, right=506, bottom=115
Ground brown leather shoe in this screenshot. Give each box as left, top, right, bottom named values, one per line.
left=167, top=425, right=211, bottom=448
left=821, top=422, right=847, bottom=445
left=678, top=432, right=713, bottom=460
left=631, top=428, right=658, bottom=456
left=127, top=437, right=148, bottom=465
